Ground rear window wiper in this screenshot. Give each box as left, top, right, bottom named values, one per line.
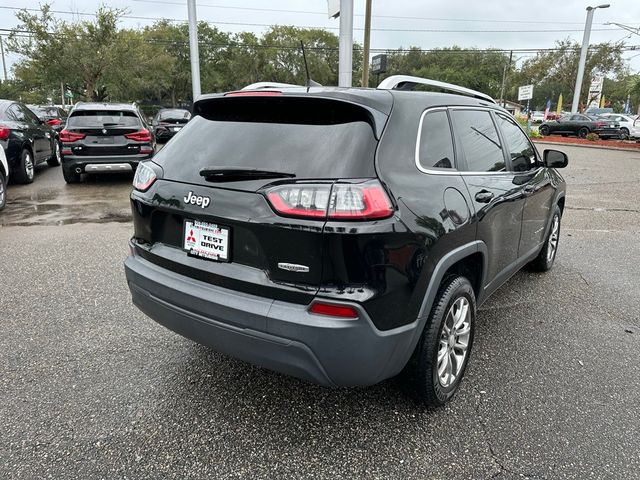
left=199, top=167, right=296, bottom=181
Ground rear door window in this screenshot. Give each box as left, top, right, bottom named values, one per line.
left=68, top=110, right=141, bottom=127
left=417, top=110, right=455, bottom=170
left=451, top=109, right=505, bottom=172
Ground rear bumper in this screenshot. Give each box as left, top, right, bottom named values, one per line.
left=593, top=128, right=620, bottom=137
left=124, top=247, right=418, bottom=387
left=62, top=153, right=152, bottom=172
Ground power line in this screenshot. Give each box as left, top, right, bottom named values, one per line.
left=0, top=6, right=628, bottom=34
left=128, top=0, right=631, bottom=27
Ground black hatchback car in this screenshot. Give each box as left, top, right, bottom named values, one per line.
left=125, top=77, right=567, bottom=405
left=151, top=108, right=191, bottom=143
left=60, top=102, right=154, bottom=183
left=0, top=99, right=60, bottom=184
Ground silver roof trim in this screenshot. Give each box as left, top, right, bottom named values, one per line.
left=377, top=75, right=496, bottom=104
left=241, top=82, right=301, bottom=91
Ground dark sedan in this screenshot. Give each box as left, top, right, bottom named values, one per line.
left=538, top=113, right=621, bottom=139
left=152, top=108, right=191, bottom=143
left=0, top=99, right=60, bottom=184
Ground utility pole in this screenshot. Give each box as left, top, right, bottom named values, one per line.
left=338, top=0, right=354, bottom=87
left=187, top=0, right=201, bottom=100
left=0, top=37, right=7, bottom=82
left=572, top=4, right=610, bottom=113
left=361, top=0, right=372, bottom=87
left=499, top=50, right=513, bottom=108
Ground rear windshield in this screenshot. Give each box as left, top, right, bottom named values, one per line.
left=68, top=110, right=140, bottom=127
left=159, top=109, right=191, bottom=121
left=156, top=97, right=379, bottom=181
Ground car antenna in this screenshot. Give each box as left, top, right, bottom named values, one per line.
left=300, top=41, right=322, bottom=89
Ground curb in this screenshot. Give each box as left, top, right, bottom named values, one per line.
left=532, top=139, right=640, bottom=153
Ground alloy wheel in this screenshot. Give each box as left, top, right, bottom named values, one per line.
left=437, top=297, right=472, bottom=388
left=547, top=214, right=560, bottom=262
left=25, top=152, right=34, bottom=180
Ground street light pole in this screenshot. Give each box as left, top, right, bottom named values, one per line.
left=361, top=0, right=372, bottom=87
left=187, top=0, right=201, bottom=101
left=571, top=4, right=610, bottom=113
left=338, top=0, right=354, bottom=87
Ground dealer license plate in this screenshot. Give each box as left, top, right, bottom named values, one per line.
left=183, top=220, right=230, bottom=262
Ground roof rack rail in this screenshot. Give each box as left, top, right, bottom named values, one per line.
left=241, top=82, right=301, bottom=91
left=377, top=75, right=496, bottom=104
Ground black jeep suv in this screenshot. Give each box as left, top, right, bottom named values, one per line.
left=60, top=102, right=154, bottom=183
left=124, top=76, right=567, bottom=405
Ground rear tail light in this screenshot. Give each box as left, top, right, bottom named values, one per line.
left=61, top=148, right=72, bottom=155
left=46, top=118, right=62, bottom=126
left=309, top=301, right=359, bottom=318
left=0, top=126, right=9, bottom=140
left=139, top=147, right=154, bottom=154
left=59, top=129, right=86, bottom=142
left=265, top=180, right=394, bottom=220
left=125, top=129, right=152, bottom=142
left=594, top=121, right=603, bottom=128
left=133, top=162, right=157, bottom=191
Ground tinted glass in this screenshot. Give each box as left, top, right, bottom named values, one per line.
left=418, top=110, right=455, bottom=169
left=159, top=109, right=191, bottom=121
left=157, top=98, right=378, bottom=183
left=67, top=110, right=141, bottom=127
left=8, top=104, right=27, bottom=122
left=20, top=105, right=41, bottom=125
left=496, top=113, right=537, bottom=172
left=452, top=110, right=504, bottom=172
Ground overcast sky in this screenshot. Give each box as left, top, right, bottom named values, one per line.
left=1, top=0, right=640, bottom=78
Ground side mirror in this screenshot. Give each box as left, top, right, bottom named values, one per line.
left=543, top=149, right=568, bottom=169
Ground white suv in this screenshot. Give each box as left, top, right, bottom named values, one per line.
left=598, top=113, right=640, bottom=140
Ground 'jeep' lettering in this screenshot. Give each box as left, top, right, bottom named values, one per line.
left=184, top=191, right=211, bottom=209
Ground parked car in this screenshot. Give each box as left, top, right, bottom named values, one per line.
left=585, top=107, right=613, bottom=115
left=151, top=108, right=191, bottom=143
left=530, top=111, right=545, bottom=123
left=538, top=113, right=621, bottom=139
left=0, top=99, right=60, bottom=184
left=124, top=76, right=568, bottom=406
left=28, top=105, right=68, bottom=136
left=0, top=144, right=7, bottom=210
left=597, top=113, right=640, bottom=140
left=59, top=102, right=155, bottom=183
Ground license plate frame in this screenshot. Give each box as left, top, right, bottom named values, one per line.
left=183, top=219, right=231, bottom=262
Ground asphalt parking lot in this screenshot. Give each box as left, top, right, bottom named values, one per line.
left=1, top=144, right=639, bottom=479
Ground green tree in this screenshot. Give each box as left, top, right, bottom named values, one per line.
left=511, top=39, right=627, bottom=110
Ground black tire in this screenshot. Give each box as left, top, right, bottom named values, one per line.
left=578, top=127, right=589, bottom=138
left=12, top=148, right=35, bottom=184
left=529, top=205, right=562, bottom=272
left=539, top=125, right=549, bottom=136
left=620, top=128, right=629, bottom=140
left=0, top=169, right=6, bottom=210
left=406, top=275, right=476, bottom=406
left=47, top=141, right=61, bottom=167
left=62, top=167, right=81, bottom=184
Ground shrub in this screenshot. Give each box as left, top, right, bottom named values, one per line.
left=585, top=133, right=600, bottom=141
left=529, top=129, right=542, bottom=139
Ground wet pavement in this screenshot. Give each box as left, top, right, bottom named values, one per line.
left=1, top=165, right=132, bottom=227
left=1, top=145, right=639, bottom=479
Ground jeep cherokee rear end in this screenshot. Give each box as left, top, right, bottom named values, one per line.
left=124, top=90, right=429, bottom=386
left=124, top=82, right=567, bottom=404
